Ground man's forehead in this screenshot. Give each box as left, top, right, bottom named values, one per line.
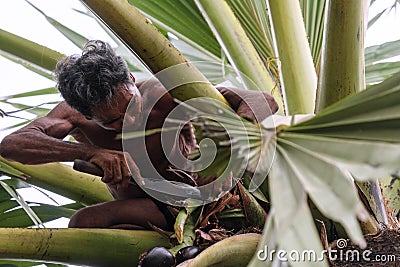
left=91, top=91, right=125, bottom=114
left=105, top=84, right=135, bottom=103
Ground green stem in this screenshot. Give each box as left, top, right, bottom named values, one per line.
left=194, top=0, right=285, bottom=115
left=315, top=0, right=385, bottom=233
left=0, top=228, right=169, bottom=267
left=315, top=0, right=366, bottom=111
left=267, top=0, right=317, bottom=115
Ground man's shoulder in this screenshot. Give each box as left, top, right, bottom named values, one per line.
left=136, top=78, right=171, bottom=102
left=137, top=78, right=167, bottom=93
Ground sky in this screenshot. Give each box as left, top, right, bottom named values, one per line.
left=0, top=0, right=399, bottom=236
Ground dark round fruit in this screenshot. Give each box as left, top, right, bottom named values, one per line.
left=138, top=246, right=175, bottom=267
left=175, top=246, right=202, bottom=264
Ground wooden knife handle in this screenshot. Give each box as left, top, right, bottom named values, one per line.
left=73, top=159, right=104, bottom=177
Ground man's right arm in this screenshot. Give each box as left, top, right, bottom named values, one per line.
left=0, top=102, right=100, bottom=165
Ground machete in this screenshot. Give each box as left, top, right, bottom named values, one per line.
left=73, top=159, right=202, bottom=200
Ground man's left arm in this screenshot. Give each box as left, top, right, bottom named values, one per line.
left=216, top=87, right=279, bottom=122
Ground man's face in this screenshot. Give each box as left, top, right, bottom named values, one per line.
left=89, top=83, right=143, bottom=133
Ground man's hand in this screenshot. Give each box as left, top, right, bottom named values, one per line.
left=216, top=87, right=279, bottom=122
left=236, top=92, right=278, bottom=122
left=88, top=150, right=142, bottom=188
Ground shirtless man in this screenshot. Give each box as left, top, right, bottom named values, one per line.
left=0, top=40, right=278, bottom=230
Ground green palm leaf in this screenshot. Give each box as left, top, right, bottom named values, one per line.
left=0, top=202, right=76, bottom=228
left=0, top=87, right=58, bottom=101
left=128, top=0, right=221, bottom=57
left=366, top=61, right=400, bottom=85
left=365, top=39, right=400, bottom=65
left=194, top=72, right=400, bottom=257
left=300, top=0, right=326, bottom=70
left=0, top=181, right=43, bottom=227
left=264, top=72, right=400, bottom=249
left=269, top=151, right=328, bottom=266
left=225, top=0, right=274, bottom=65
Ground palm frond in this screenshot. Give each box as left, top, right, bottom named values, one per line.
left=0, top=180, right=43, bottom=227
left=128, top=0, right=221, bottom=57
left=191, top=72, right=400, bottom=257
left=300, top=0, right=326, bottom=70
left=365, top=39, right=400, bottom=66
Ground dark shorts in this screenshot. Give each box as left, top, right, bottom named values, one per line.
left=153, top=199, right=176, bottom=231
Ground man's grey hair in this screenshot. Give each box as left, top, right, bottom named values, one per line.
left=54, top=40, right=133, bottom=117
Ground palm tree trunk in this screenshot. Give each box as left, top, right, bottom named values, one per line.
left=315, top=0, right=384, bottom=234
left=0, top=228, right=169, bottom=267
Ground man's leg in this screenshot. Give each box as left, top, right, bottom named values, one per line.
left=68, top=198, right=169, bottom=230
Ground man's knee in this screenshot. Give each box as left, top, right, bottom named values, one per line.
left=68, top=206, right=108, bottom=228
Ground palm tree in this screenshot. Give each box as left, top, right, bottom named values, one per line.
left=1, top=0, right=400, bottom=266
